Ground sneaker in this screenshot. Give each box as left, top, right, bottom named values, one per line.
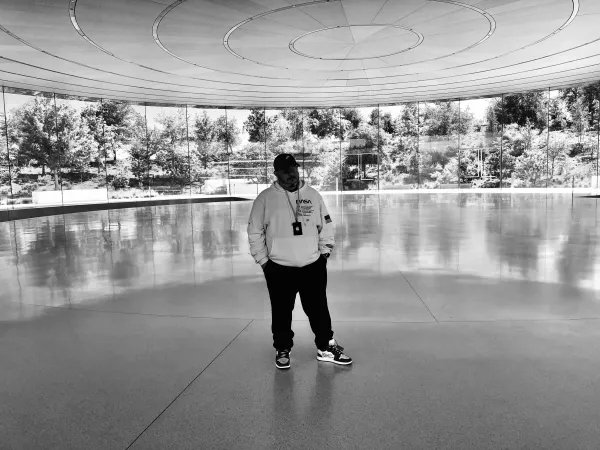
left=275, top=349, right=291, bottom=369
left=317, top=339, right=352, bottom=365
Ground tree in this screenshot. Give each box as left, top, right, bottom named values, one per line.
left=80, top=104, right=116, bottom=174
left=309, top=139, right=341, bottom=188
left=307, top=109, right=350, bottom=139
left=485, top=100, right=501, bottom=134
left=154, top=108, right=189, bottom=186
left=570, top=96, right=590, bottom=145
left=394, top=103, right=418, bottom=137
left=215, top=114, right=240, bottom=150
left=548, top=97, right=569, bottom=131
left=547, top=133, right=567, bottom=181
left=379, top=103, right=419, bottom=184
left=243, top=108, right=275, bottom=142
left=341, top=108, right=362, bottom=130
left=514, top=144, right=547, bottom=187
left=560, top=82, right=600, bottom=129
left=280, top=109, right=306, bottom=141
left=494, top=91, right=547, bottom=129
left=420, top=101, right=473, bottom=136
left=97, top=101, right=135, bottom=161
left=368, top=109, right=395, bottom=135
left=65, top=118, right=98, bottom=182
left=194, top=111, right=216, bottom=170
left=0, top=115, right=16, bottom=194
left=16, top=97, right=82, bottom=190
left=190, top=111, right=229, bottom=187
left=128, top=112, right=161, bottom=186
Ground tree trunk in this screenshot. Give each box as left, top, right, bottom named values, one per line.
left=54, top=171, right=59, bottom=190
left=42, top=165, right=46, bottom=176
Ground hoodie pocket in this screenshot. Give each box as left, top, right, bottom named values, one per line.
left=271, top=235, right=318, bottom=266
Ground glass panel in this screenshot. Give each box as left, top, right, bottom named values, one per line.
left=303, top=108, right=340, bottom=192
left=549, top=83, right=600, bottom=188
left=4, top=89, right=56, bottom=208
left=106, top=102, right=147, bottom=201
left=419, top=100, right=461, bottom=189
left=1, top=89, right=11, bottom=210
left=144, top=104, right=188, bottom=198
left=316, top=108, right=340, bottom=192
left=229, top=108, right=256, bottom=196
left=342, top=107, right=378, bottom=191
left=459, top=97, right=502, bottom=189
left=596, top=88, right=600, bottom=190
left=498, top=89, right=548, bottom=188
left=285, top=109, right=307, bottom=184
left=188, top=107, right=228, bottom=196
left=379, top=104, right=418, bottom=190
left=0, top=162, right=8, bottom=210
left=265, top=109, right=282, bottom=192
left=55, top=95, right=107, bottom=204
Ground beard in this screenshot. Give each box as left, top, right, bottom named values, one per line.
left=282, top=179, right=298, bottom=191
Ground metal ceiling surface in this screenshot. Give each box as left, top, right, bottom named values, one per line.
left=0, top=0, right=598, bottom=107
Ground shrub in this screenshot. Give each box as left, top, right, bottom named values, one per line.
left=568, top=143, right=584, bottom=157
left=12, top=182, right=39, bottom=198
left=110, top=173, right=129, bottom=189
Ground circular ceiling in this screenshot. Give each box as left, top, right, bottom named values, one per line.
left=0, top=0, right=598, bottom=107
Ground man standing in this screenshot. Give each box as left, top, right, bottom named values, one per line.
left=247, top=154, right=353, bottom=370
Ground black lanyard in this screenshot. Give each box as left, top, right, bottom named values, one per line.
left=284, top=187, right=300, bottom=223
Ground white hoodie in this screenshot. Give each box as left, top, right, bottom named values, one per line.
left=247, top=180, right=335, bottom=267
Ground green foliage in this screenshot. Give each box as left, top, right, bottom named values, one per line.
left=280, top=109, right=306, bottom=141
left=243, top=109, right=275, bottom=143
left=3, top=83, right=600, bottom=198
left=15, top=97, right=96, bottom=190
left=307, top=109, right=350, bottom=139
left=548, top=97, right=569, bottom=131
left=494, top=91, right=547, bottom=129
left=153, top=109, right=189, bottom=185
left=215, top=115, right=240, bottom=149
left=309, top=139, right=341, bottom=188
left=368, top=109, right=395, bottom=135
left=560, top=82, right=600, bottom=129
left=341, top=108, right=362, bottom=130
left=420, top=101, right=473, bottom=136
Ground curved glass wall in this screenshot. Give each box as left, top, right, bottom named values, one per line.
left=1, top=82, right=599, bottom=212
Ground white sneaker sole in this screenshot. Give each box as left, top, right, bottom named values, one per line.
left=275, top=351, right=291, bottom=369
left=316, top=355, right=353, bottom=365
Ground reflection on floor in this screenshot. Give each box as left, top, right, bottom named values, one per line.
left=1, top=193, right=600, bottom=449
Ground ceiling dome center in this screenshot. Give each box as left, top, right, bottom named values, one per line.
left=289, top=25, right=424, bottom=60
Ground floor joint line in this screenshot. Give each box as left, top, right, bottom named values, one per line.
left=381, top=246, right=439, bottom=323
left=124, top=320, right=254, bottom=450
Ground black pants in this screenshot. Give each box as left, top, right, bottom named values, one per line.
left=263, top=254, right=333, bottom=351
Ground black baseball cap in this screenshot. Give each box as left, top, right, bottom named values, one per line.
left=273, top=153, right=300, bottom=171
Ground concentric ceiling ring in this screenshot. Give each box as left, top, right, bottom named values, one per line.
left=221, top=0, right=495, bottom=70
left=0, top=0, right=587, bottom=107
left=62, top=0, right=578, bottom=84
left=288, top=25, right=424, bottom=60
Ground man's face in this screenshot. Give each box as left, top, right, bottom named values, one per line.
left=275, top=165, right=299, bottom=190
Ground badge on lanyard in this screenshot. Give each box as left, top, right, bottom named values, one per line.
left=292, top=221, right=303, bottom=235
left=286, top=189, right=303, bottom=236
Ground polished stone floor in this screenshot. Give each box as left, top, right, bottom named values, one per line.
left=1, top=193, right=600, bottom=449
